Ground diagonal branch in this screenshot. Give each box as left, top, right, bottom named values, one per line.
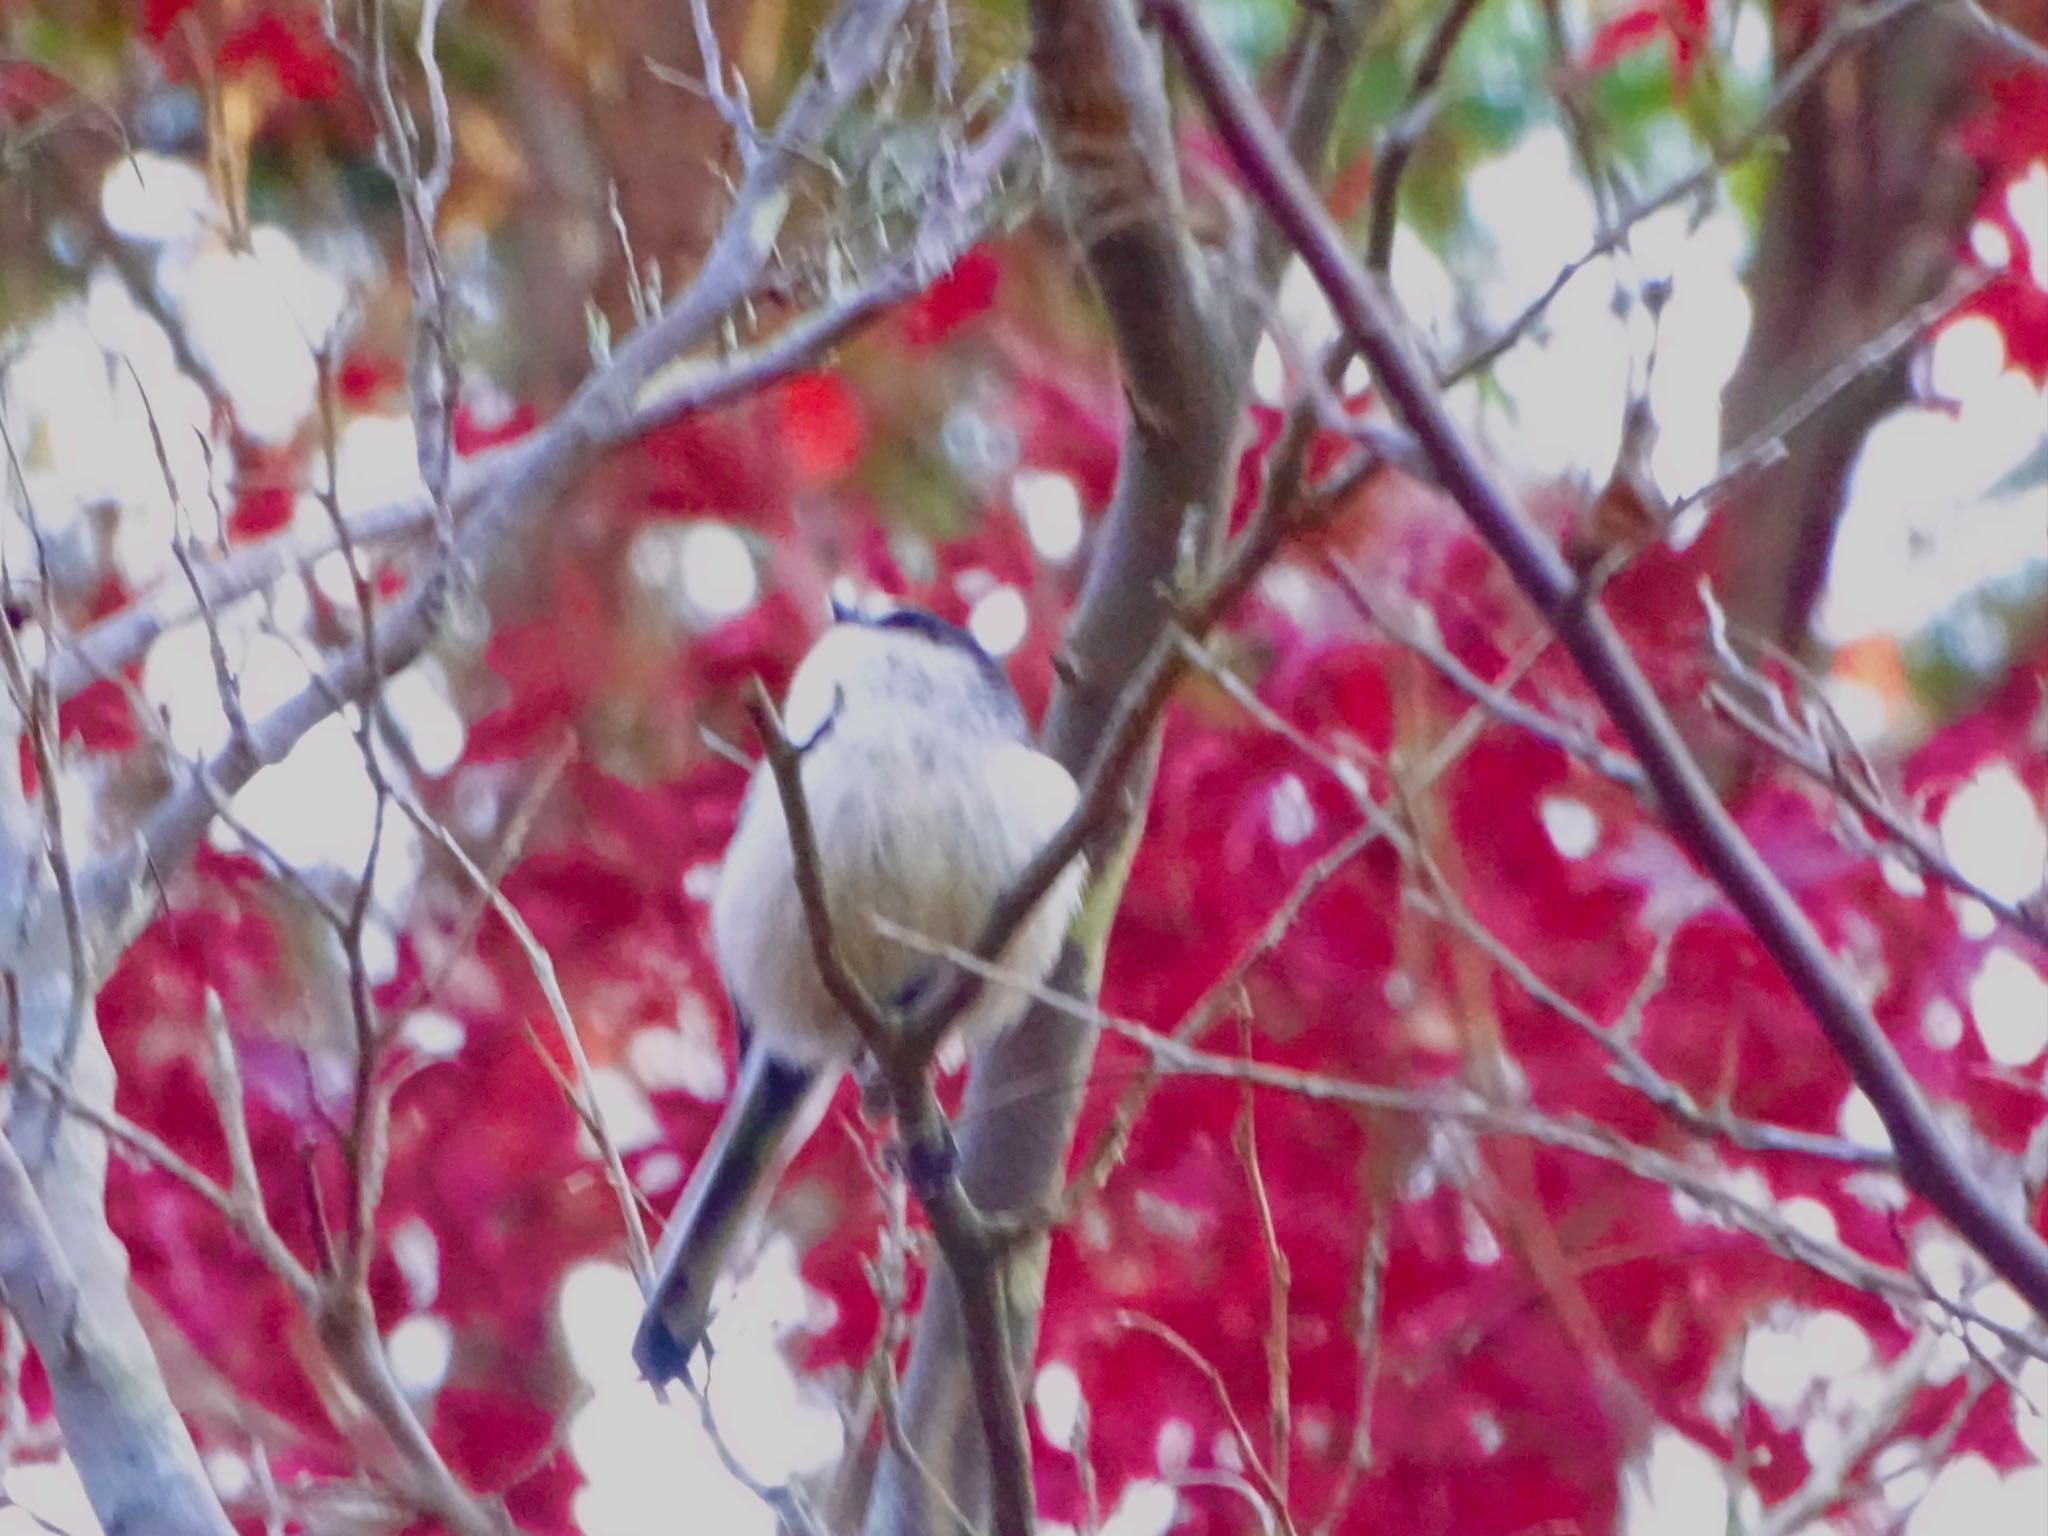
left=1148, top=0, right=2048, bottom=1316
left=873, top=6, right=1377, bottom=1526
left=49, top=0, right=1037, bottom=716
left=739, top=683, right=1038, bottom=1536
left=0, top=5, right=938, bottom=1533
left=0, top=1127, right=235, bottom=1536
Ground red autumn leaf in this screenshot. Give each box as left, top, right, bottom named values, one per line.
left=1584, top=7, right=1668, bottom=72
left=141, top=0, right=201, bottom=43
left=453, top=399, right=538, bottom=455
left=901, top=246, right=1001, bottom=343
left=228, top=483, right=296, bottom=540
left=216, top=8, right=344, bottom=102
left=432, top=1387, right=559, bottom=1492
left=775, top=371, right=866, bottom=483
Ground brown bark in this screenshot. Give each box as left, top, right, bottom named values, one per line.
left=1712, top=4, right=1984, bottom=656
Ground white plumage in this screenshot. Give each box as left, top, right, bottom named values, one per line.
left=710, top=619, right=1084, bottom=1066
left=634, top=610, right=1084, bottom=1384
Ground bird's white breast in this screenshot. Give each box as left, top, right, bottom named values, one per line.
left=708, top=632, right=1082, bottom=1065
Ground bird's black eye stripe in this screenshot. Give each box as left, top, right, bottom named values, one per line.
left=871, top=606, right=984, bottom=655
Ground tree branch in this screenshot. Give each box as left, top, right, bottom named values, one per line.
left=874, top=4, right=1380, bottom=1517
left=0, top=1114, right=233, bottom=1536
left=1148, top=0, right=2048, bottom=1316
left=866, top=932, right=2047, bottom=1362
left=0, top=5, right=936, bottom=1532
left=738, top=685, right=1038, bottom=1536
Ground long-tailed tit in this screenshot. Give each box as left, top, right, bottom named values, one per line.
left=631, top=603, right=1085, bottom=1385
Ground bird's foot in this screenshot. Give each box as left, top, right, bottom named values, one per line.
left=897, top=1121, right=959, bottom=1203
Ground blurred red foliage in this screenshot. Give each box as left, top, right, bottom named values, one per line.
left=5, top=8, right=2045, bottom=1532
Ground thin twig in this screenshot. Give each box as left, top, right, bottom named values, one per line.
left=1234, top=1039, right=1297, bottom=1533
left=1672, top=274, right=1991, bottom=515
left=392, top=791, right=655, bottom=1285
left=1113, top=1313, right=1293, bottom=1528
left=739, top=681, right=1037, bottom=1536
left=1150, top=0, right=2048, bottom=1316
left=1437, top=0, right=1938, bottom=383
left=1312, top=1202, right=1387, bottom=1536
left=1703, top=619, right=2048, bottom=951
left=1325, top=551, right=1645, bottom=790
left=1950, top=0, right=2048, bottom=69
left=1178, top=634, right=1893, bottom=1166
left=1363, top=0, right=1491, bottom=273
left=870, top=929, right=2048, bottom=1362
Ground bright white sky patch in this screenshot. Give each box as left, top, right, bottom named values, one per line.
left=1938, top=765, right=2048, bottom=907
left=1928, top=315, right=2009, bottom=399
left=1034, top=1360, right=1084, bottom=1446
left=226, top=712, right=424, bottom=913
left=2018, top=1358, right=2048, bottom=1461
left=1968, top=947, right=2048, bottom=1066
left=1906, top=1456, right=2008, bottom=1536
left=175, top=226, right=349, bottom=445
left=1012, top=470, right=1084, bottom=561
left=1102, top=1479, right=1178, bottom=1536
left=1744, top=1316, right=1823, bottom=1412
left=327, top=412, right=430, bottom=521
left=1839, top=1088, right=1891, bottom=1150
left=100, top=152, right=215, bottom=245
left=1922, top=996, right=1965, bottom=1051
left=969, top=584, right=1028, bottom=657
left=385, top=1313, right=453, bottom=1396
left=1779, top=1196, right=1840, bottom=1246
left=1268, top=772, right=1316, bottom=846
left=381, top=662, right=468, bottom=775
left=1540, top=795, right=1600, bottom=859
left=628, top=1015, right=728, bottom=1099
left=401, top=1007, right=466, bottom=1060
left=679, top=521, right=759, bottom=620
left=1, top=1460, right=104, bottom=1535
left=627, top=520, right=759, bottom=625
left=389, top=1216, right=442, bottom=1309
left=1797, top=1310, right=1874, bottom=1382
left=1251, top=331, right=1287, bottom=406
left=1817, top=378, right=2048, bottom=643
left=1622, top=1429, right=1725, bottom=1536
left=559, top=1257, right=840, bottom=1536
left=2008, top=161, right=2048, bottom=288
left=1970, top=218, right=2014, bottom=270
left=585, top=1067, right=662, bottom=1155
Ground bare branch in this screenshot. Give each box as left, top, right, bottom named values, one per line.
left=1178, top=634, right=1894, bottom=1167
left=0, top=1125, right=234, bottom=1536
left=0, top=5, right=944, bottom=1531
left=1704, top=641, right=2048, bottom=951
left=1750, top=1327, right=1945, bottom=1536
left=1234, top=1054, right=1297, bottom=1532
left=1439, top=0, right=1940, bottom=384
left=73, top=0, right=923, bottom=954
left=628, top=81, right=1038, bottom=437
left=869, top=931, right=2048, bottom=1362
left=1949, top=0, right=2048, bottom=71
left=394, top=792, right=655, bottom=1284
left=1672, top=274, right=1990, bottom=517
left=1114, top=1313, right=1295, bottom=1532
left=1363, top=0, right=1491, bottom=274
left=1325, top=551, right=1646, bottom=790
left=1311, top=1203, right=1387, bottom=1536
left=1150, top=0, right=2048, bottom=1316
left=739, top=680, right=1037, bottom=1536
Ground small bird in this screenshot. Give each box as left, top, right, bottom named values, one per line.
left=631, top=601, right=1086, bottom=1386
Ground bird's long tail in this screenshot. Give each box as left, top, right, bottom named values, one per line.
left=632, top=1046, right=820, bottom=1386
